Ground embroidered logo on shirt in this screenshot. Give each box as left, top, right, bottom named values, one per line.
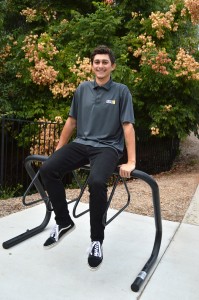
left=106, top=100, right=116, bottom=104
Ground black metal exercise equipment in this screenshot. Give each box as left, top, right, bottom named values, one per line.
left=2, top=154, right=162, bottom=293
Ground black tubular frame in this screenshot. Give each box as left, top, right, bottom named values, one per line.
left=72, top=165, right=131, bottom=225
left=2, top=155, right=51, bottom=250
left=2, top=154, right=162, bottom=293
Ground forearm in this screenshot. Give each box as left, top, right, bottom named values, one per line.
left=119, top=123, right=136, bottom=178
left=123, top=123, right=136, bottom=165
left=56, top=117, right=76, bottom=150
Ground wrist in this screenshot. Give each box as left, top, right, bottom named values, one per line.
left=128, top=160, right=136, bottom=164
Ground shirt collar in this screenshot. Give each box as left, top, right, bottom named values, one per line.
left=93, top=78, right=113, bottom=90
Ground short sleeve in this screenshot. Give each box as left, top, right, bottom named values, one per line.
left=69, top=90, right=78, bottom=119
left=120, top=85, right=135, bottom=124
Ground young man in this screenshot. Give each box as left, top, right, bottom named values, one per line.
left=40, top=45, right=136, bottom=270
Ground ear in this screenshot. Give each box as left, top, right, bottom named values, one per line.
left=91, top=64, right=95, bottom=73
left=111, top=63, right=116, bottom=71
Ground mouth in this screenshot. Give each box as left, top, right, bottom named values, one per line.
left=96, top=70, right=106, bottom=75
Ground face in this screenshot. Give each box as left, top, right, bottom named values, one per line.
left=91, top=54, right=116, bottom=84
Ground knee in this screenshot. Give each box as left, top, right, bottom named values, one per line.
left=88, top=176, right=106, bottom=191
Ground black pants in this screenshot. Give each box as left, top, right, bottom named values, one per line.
left=40, top=142, right=119, bottom=243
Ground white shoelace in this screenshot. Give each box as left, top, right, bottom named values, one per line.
left=50, top=224, right=59, bottom=241
left=87, top=241, right=102, bottom=257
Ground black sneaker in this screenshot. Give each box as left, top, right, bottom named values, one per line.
left=88, top=241, right=103, bottom=270
left=43, top=222, right=75, bottom=248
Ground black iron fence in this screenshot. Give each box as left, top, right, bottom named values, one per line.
left=0, top=117, right=180, bottom=194
left=0, top=117, right=64, bottom=194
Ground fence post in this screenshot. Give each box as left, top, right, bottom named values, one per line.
left=0, top=116, right=5, bottom=188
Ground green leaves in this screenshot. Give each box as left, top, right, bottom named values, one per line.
left=0, top=0, right=198, bottom=140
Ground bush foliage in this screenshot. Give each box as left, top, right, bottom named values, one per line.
left=0, top=0, right=199, bottom=138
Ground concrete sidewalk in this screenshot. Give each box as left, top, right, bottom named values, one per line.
left=0, top=185, right=199, bottom=300
left=140, top=184, right=199, bottom=300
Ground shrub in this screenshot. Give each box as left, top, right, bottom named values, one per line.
left=0, top=0, right=198, bottom=140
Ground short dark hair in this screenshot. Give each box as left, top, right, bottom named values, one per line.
left=90, top=45, right=116, bottom=65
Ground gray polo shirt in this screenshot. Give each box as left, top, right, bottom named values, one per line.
left=69, top=79, right=134, bottom=154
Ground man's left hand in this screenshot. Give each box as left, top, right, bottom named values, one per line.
left=119, top=162, right=135, bottom=178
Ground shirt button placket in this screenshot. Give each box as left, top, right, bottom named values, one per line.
left=95, top=88, right=102, bottom=105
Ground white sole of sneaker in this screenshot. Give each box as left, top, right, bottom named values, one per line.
left=43, top=224, right=76, bottom=249
left=87, top=260, right=103, bottom=271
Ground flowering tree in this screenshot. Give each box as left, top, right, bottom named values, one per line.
left=0, top=0, right=199, bottom=140
left=123, top=0, right=199, bottom=138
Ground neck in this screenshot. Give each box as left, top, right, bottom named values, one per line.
left=95, top=77, right=110, bottom=86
